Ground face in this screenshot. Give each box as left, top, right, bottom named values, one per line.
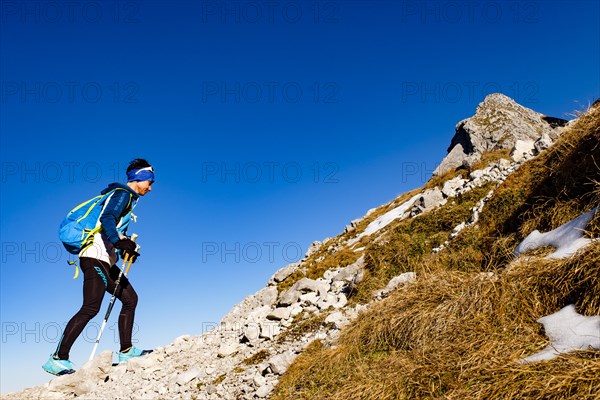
left=134, top=180, right=153, bottom=196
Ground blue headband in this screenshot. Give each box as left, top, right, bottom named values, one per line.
left=127, top=166, right=155, bottom=182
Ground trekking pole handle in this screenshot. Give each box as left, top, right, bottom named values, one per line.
left=120, top=233, right=138, bottom=268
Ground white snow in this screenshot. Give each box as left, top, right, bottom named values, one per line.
left=519, top=305, right=600, bottom=363
left=514, top=207, right=598, bottom=259
left=349, top=193, right=421, bottom=245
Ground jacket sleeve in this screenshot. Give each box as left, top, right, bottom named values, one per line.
left=99, top=190, right=132, bottom=244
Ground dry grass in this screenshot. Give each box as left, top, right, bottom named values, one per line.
left=276, top=312, right=329, bottom=344
left=241, top=349, right=271, bottom=365
left=273, top=244, right=600, bottom=399
left=272, top=103, right=600, bottom=399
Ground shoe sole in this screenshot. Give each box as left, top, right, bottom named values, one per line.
left=43, top=367, right=75, bottom=376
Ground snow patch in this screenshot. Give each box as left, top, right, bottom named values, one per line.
left=514, top=207, right=598, bottom=259
left=519, top=305, right=600, bottom=363
left=349, top=193, right=421, bottom=245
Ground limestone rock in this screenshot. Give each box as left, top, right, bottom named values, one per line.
left=269, top=262, right=300, bottom=284
left=294, top=277, right=330, bottom=295
left=418, top=187, right=446, bottom=210
left=268, top=351, right=297, bottom=375
left=278, top=288, right=301, bottom=306
left=217, top=342, right=240, bottom=358
left=434, top=93, right=562, bottom=175
left=260, top=321, right=281, bottom=340
left=332, top=255, right=365, bottom=283
left=242, top=323, right=261, bottom=341
left=267, top=307, right=292, bottom=321
left=256, top=384, right=273, bottom=398
left=442, top=177, right=467, bottom=198
left=374, top=272, right=417, bottom=299
left=303, top=241, right=323, bottom=259
left=434, top=143, right=469, bottom=176
left=176, top=367, right=202, bottom=385
left=325, top=312, right=349, bottom=330
left=533, top=132, right=553, bottom=154
left=510, top=139, right=535, bottom=162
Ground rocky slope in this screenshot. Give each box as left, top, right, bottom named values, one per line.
left=3, top=94, right=593, bottom=400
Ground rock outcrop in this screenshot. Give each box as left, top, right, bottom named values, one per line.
left=433, top=93, right=568, bottom=175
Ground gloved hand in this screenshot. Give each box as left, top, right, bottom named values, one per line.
left=114, top=238, right=140, bottom=263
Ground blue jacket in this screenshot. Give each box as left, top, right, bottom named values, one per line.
left=99, top=183, right=139, bottom=243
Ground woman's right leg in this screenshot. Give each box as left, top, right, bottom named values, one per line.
left=55, top=257, right=109, bottom=360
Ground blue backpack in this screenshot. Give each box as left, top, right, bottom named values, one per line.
left=59, top=188, right=134, bottom=255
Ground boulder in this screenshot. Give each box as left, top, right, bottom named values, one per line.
left=260, top=321, right=281, bottom=340
left=294, top=278, right=330, bottom=295
left=267, top=307, right=292, bottom=321
left=47, top=350, right=113, bottom=396
left=217, top=342, right=240, bottom=358
left=303, top=241, right=323, bottom=260
left=278, top=289, right=300, bottom=306
left=411, top=187, right=447, bottom=216
left=433, top=143, right=469, bottom=176
left=510, top=139, right=535, bottom=162
left=533, top=132, right=553, bottom=154
left=256, top=384, right=273, bottom=398
left=442, top=177, right=467, bottom=198
left=242, top=323, right=261, bottom=341
left=176, top=367, right=203, bottom=385
left=332, top=256, right=365, bottom=283
left=268, top=351, right=297, bottom=375
left=269, top=262, right=300, bottom=284
left=256, top=286, right=279, bottom=306
left=325, top=312, right=349, bottom=330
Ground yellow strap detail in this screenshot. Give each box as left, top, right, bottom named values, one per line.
left=67, top=260, right=80, bottom=279
left=75, top=188, right=131, bottom=223
left=75, top=196, right=104, bottom=223
left=70, top=196, right=101, bottom=214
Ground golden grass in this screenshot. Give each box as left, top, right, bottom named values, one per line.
left=276, top=312, right=329, bottom=344
left=273, top=244, right=600, bottom=399
left=272, top=103, right=600, bottom=399
left=241, top=349, right=271, bottom=365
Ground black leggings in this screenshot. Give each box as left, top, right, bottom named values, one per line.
left=56, top=257, right=138, bottom=359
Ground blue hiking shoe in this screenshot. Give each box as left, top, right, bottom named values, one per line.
left=118, top=346, right=153, bottom=363
left=42, top=354, right=76, bottom=376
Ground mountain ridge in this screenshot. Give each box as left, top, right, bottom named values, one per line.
left=4, top=94, right=599, bottom=400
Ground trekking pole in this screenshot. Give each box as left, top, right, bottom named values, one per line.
left=89, top=234, right=139, bottom=361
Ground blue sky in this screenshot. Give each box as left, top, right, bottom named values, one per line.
left=1, top=0, right=598, bottom=394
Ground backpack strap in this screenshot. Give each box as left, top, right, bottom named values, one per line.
left=79, top=188, right=134, bottom=254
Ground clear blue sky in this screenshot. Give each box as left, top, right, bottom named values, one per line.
left=1, top=0, right=598, bottom=394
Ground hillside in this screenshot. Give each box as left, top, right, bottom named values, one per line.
left=4, top=94, right=599, bottom=400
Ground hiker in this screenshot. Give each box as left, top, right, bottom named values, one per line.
left=43, top=158, right=155, bottom=376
